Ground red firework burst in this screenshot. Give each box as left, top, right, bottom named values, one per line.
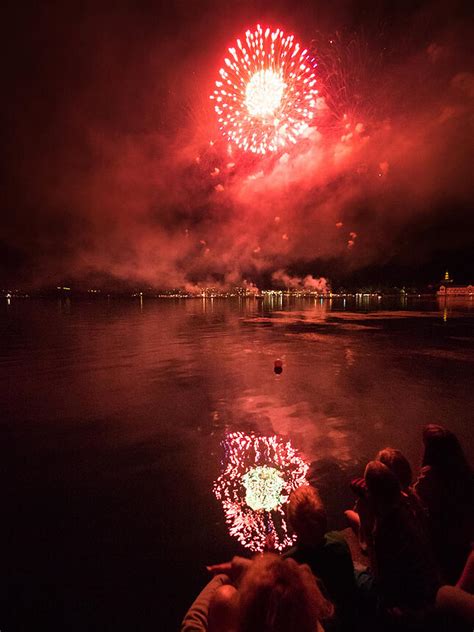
left=211, top=25, right=319, bottom=155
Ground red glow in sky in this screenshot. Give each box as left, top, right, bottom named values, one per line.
left=2, top=2, right=473, bottom=289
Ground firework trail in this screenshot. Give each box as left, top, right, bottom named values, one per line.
left=210, top=25, right=319, bottom=154
left=310, top=29, right=391, bottom=136
left=213, top=432, right=309, bottom=552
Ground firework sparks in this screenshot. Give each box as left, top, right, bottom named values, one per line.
left=210, top=25, right=319, bottom=154
left=213, top=432, right=309, bottom=551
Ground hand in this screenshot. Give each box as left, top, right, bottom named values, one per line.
left=206, top=556, right=252, bottom=583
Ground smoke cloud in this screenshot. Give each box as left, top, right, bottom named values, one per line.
left=272, top=270, right=330, bottom=292
left=1, top=0, right=473, bottom=289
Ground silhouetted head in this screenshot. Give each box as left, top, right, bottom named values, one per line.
left=376, top=447, right=413, bottom=491
left=364, top=460, right=401, bottom=512
left=287, top=485, right=327, bottom=547
left=238, top=554, right=333, bottom=632
left=422, top=424, right=469, bottom=476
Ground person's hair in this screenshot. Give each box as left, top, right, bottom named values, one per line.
left=287, top=485, right=327, bottom=545
left=376, top=447, right=413, bottom=490
left=422, top=425, right=473, bottom=501
left=364, top=461, right=401, bottom=510
left=422, top=425, right=469, bottom=473
left=238, top=554, right=333, bottom=632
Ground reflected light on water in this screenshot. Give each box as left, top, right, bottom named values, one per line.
left=213, top=432, right=308, bottom=551
left=0, top=296, right=473, bottom=626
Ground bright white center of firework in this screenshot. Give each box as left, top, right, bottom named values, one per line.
left=242, top=466, right=285, bottom=511
left=244, top=70, right=286, bottom=118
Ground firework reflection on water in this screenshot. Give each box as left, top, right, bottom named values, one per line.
left=213, top=431, right=308, bottom=551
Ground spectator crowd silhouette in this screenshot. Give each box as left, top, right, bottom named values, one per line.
left=182, top=424, right=474, bottom=631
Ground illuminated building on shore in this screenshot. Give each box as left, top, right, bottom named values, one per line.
left=437, top=271, right=473, bottom=296
left=438, top=285, right=474, bottom=296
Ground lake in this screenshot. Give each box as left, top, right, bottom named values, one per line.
left=1, top=295, right=473, bottom=630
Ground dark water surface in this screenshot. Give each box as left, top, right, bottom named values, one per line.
left=1, top=296, right=473, bottom=631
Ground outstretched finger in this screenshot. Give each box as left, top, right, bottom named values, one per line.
left=206, top=562, right=232, bottom=575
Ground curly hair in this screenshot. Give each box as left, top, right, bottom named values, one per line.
left=238, top=554, right=333, bottom=632
left=287, top=485, right=327, bottom=545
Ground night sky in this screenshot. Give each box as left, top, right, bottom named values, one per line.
left=1, top=0, right=473, bottom=289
